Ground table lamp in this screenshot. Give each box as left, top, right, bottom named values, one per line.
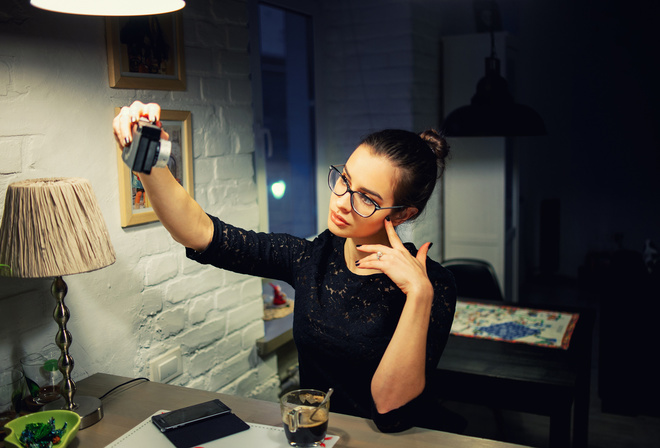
left=0, top=178, right=116, bottom=429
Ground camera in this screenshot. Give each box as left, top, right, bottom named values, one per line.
left=122, top=120, right=171, bottom=174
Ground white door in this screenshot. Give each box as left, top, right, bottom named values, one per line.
left=442, top=33, right=517, bottom=301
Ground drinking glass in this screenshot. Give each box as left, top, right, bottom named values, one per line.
left=20, top=343, right=62, bottom=408
left=0, top=367, right=25, bottom=441
left=280, top=389, right=330, bottom=447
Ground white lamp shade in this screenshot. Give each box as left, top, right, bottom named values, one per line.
left=30, top=0, right=185, bottom=16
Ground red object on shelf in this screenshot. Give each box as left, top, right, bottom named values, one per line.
left=269, top=283, right=287, bottom=306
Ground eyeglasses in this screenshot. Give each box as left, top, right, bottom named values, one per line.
left=328, top=165, right=406, bottom=218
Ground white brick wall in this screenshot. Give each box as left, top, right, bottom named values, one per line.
left=0, top=137, right=22, bottom=174
left=0, top=0, right=278, bottom=402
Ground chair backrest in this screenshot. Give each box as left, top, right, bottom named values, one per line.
left=442, top=258, right=504, bottom=301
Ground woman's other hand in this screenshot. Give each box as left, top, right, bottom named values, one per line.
left=356, top=218, right=433, bottom=298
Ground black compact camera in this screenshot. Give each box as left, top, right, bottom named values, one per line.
left=122, top=120, right=171, bottom=174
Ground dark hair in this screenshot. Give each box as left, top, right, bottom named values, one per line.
left=360, top=128, right=450, bottom=221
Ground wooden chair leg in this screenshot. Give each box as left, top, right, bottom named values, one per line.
left=548, top=403, right=572, bottom=448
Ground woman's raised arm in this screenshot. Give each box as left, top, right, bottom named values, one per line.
left=113, top=101, right=213, bottom=251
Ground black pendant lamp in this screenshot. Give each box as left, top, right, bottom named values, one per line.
left=442, top=31, right=546, bottom=137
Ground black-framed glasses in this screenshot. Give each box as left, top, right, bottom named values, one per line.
left=328, top=165, right=406, bottom=218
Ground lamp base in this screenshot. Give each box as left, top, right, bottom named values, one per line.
left=42, top=395, right=104, bottom=429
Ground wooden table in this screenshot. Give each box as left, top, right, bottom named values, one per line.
left=53, top=373, right=529, bottom=447
left=435, top=301, right=595, bottom=448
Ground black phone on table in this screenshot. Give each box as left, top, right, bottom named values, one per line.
left=151, top=399, right=232, bottom=432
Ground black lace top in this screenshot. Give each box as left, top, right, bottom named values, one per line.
left=187, top=215, right=456, bottom=432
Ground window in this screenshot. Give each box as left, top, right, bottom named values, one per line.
left=252, top=2, right=317, bottom=238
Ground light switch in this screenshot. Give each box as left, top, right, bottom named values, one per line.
left=149, top=346, right=183, bottom=383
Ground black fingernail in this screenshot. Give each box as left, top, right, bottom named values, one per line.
left=385, top=216, right=391, bottom=221
left=355, top=260, right=360, bottom=266
left=428, top=242, right=434, bottom=250
left=356, top=244, right=362, bottom=248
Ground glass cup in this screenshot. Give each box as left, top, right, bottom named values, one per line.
left=0, top=367, right=25, bottom=441
left=20, top=344, right=62, bottom=409
left=280, top=389, right=330, bottom=447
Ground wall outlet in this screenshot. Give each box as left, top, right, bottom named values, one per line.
left=149, top=346, right=183, bottom=383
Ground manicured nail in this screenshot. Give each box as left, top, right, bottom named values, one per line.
left=356, top=244, right=362, bottom=248
left=428, top=242, right=434, bottom=250
left=385, top=216, right=391, bottom=222
left=355, top=260, right=360, bottom=266
left=124, top=137, right=130, bottom=146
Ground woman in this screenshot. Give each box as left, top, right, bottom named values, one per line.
left=113, top=102, right=456, bottom=432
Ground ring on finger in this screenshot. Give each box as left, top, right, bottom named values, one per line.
left=376, top=251, right=383, bottom=261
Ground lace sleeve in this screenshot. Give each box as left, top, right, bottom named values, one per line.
left=186, top=215, right=310, bottom=284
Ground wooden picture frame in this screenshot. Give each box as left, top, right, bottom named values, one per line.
left=116, top=109, right=194, bottom=227
left=106, top=13, right=186, bottom=90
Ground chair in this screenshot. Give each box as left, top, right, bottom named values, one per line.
left=441, top=258, right=504, bottom=301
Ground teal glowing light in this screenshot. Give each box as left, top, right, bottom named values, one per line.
left=270, top=180, right=286, bottom=199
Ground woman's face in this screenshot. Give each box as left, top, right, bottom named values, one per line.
left=327, top=144, right=400, bottom=241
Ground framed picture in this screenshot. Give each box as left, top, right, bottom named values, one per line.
left=106, top=13, right=186, bottom=90
left=116, top=109, right=194, bottom=227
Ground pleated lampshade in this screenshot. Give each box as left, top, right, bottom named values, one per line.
left=0, top=177, right=115, bottom=278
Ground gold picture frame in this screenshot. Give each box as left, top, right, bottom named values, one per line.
left=106, top=13, right=186, bottom=90
left=116, top=109, right=194, bottom=227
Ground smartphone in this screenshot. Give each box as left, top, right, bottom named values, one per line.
left=152, top=399, right=232, bottom=432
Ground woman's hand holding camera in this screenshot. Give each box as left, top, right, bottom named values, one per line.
left=113, top=101, right=169, bottom=148
left=111, top=101, right=213, bottom=251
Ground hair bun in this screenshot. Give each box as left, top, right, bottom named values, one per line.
left=419, top=129, right=450, bottom=175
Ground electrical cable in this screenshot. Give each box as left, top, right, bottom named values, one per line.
left=98, top=377, right=150, bottom=400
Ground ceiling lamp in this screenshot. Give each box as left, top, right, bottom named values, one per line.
left=441, top=31, right=546, bottom=137
left=30, top=0, right=185, bottom=16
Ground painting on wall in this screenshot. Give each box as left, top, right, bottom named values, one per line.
left=116, top=109, right=193, bottom=227
left=106, top=13, right=186, bottom=90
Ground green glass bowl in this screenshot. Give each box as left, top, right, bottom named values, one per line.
left=3, top=410, right=81, bottom=448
